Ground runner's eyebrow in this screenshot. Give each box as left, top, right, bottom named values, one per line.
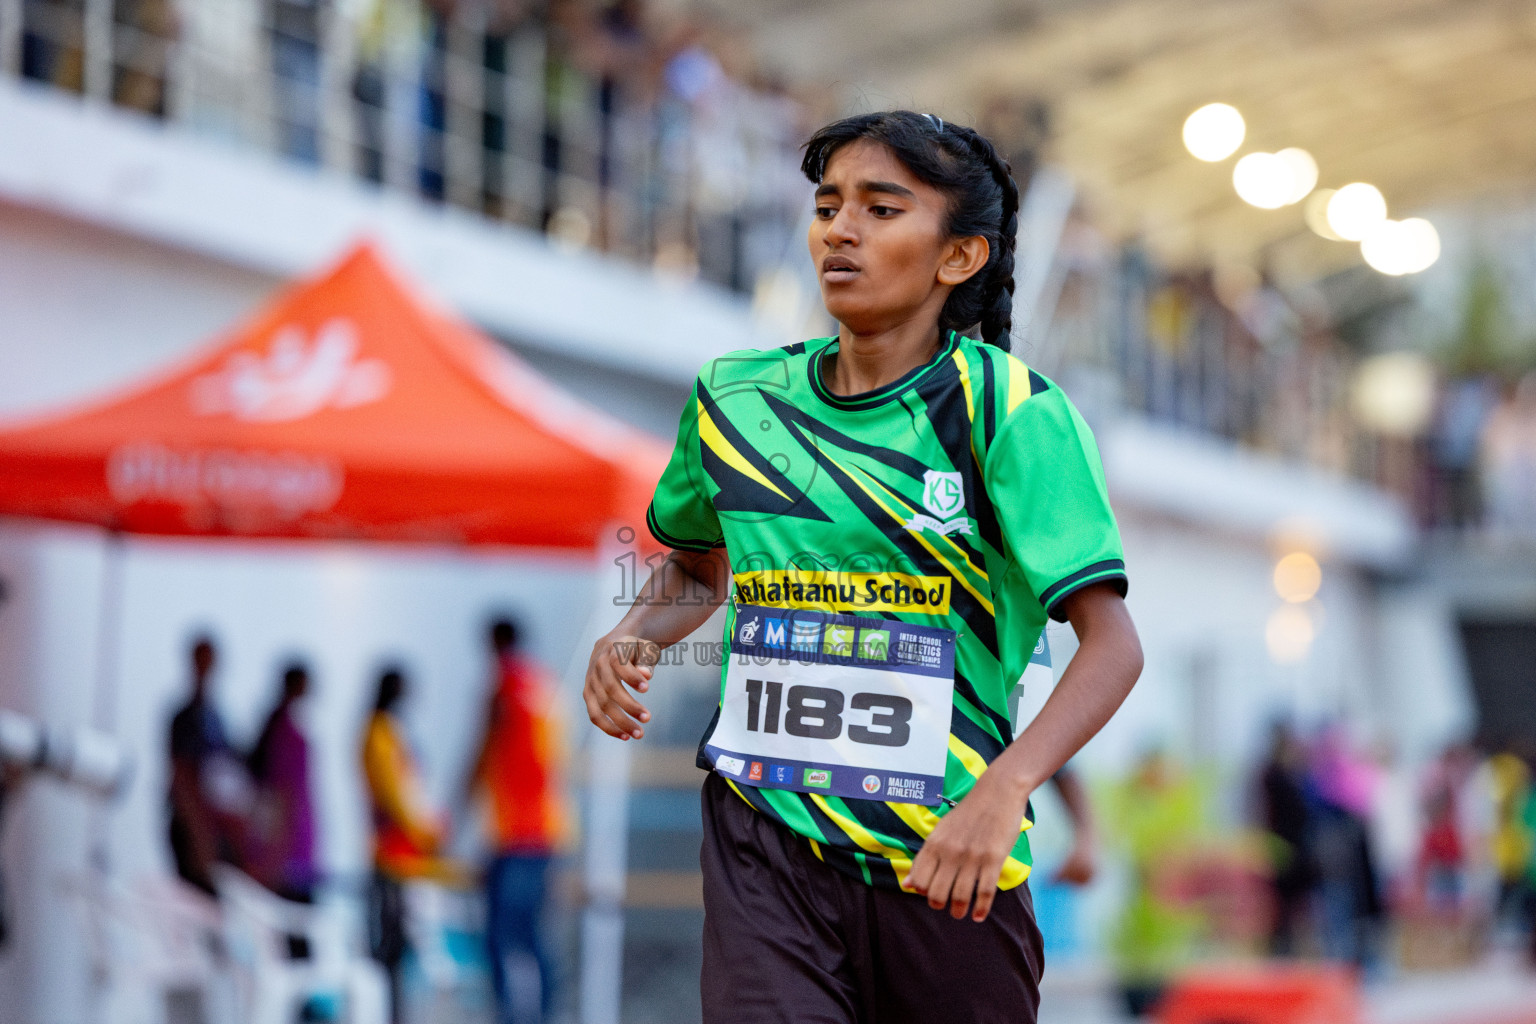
left=860, top=180, right=916, bottom=199
left=814, top=181, right=917, bottom=200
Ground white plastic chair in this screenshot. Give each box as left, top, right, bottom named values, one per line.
left=214, top=867, right=389, bottom=1024
left=61, top=870, right=235, bottom=1024
left=402, top=879, right=493, bottom=1021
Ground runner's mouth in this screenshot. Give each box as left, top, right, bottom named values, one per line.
left=821, top=255, right=860, bottom=283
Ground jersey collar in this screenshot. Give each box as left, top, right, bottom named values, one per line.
left=807, top=331, right=960, bottom=412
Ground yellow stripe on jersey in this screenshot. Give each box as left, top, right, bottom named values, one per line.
left=835, top=458, right=995, bottom=617
left=951, top=349, right=983, bottom=465
left=810, top=794, right=916, bottom=887
left=1005, top=355, right=1035, bottom=416
left=697, top=400, right=792, bottom=501
left=949, top=733, right=992, bottom=779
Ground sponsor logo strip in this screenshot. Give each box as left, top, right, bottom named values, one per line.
left=706, top=744, right=942, bottom=806
left=728, top=605, right=954, bottom=680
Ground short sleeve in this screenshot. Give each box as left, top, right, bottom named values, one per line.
left=646, top=378, right=724, bottom=552
left=984, top=388, right=1127, bottom=622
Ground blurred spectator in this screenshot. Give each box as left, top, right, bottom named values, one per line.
left=1050, top=766, right=1099, bottom=887
left=1482, top=372, right=1536, bottom=540
left=1490, top=752, right=1533, bottom=928
left=246, top=660, right=320, bottom=903
left=1104, top=750, right=1207, bottom=1017
left=20, top=0, right=84, bottom=93
left=361, top=665, right=445, bottom=1024
left=1430, top=375, right=1500, bottom=530
left=269, top=0, right=328, bottom=163
left=111, top=0, right=177, bottom=116
left=166, top=635, right=249, bottom=897
left=1307, top=726, right=1384, bottom=971
left=1257, top=722, right=1318, bottom=957
left=1416, top=741, right=1479, bottom=914
left=465, top=617, right=568, bottom=1024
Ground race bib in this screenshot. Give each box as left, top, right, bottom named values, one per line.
left=703, top=603, right=954, bottom=806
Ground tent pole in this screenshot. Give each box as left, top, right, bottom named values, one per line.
left=85, top=529, right=126, bottom=1024
left=90, top=531, right=127, bottom=743
left=576, top=534, right=632, bottom=1024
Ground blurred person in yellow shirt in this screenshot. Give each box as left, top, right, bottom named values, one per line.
left=465, top=617, right=568, bottom=1024
left=361, top=665, right=447, bottom=1024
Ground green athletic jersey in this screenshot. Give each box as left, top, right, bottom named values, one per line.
left=648, top=331, right=1127, bottom=891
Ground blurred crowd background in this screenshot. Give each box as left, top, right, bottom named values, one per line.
left=3, top=1, right=1536, bottom=1024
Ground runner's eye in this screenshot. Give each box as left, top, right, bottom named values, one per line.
left=870, top=205, right=899, bottom=217
left=815, top=205, right=837, bottom=219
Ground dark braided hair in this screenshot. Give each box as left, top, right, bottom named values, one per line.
left=802, top=110, right=1021, bottom=350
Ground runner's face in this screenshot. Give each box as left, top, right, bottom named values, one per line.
left=809, top=141, right=967, bottom=336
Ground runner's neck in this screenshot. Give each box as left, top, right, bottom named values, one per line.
left=824, top=323, right=945, bottom=396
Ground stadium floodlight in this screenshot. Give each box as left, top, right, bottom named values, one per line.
left=1275, top=148, right=1318, bottom=205
left=1232, top=152, right=1295, bottom=209
left=1183, top=103, right=1246, bottom=162
left=1325, top=183, right=1387, bottom=241
left=1361, top=217, right=1440, bottom=276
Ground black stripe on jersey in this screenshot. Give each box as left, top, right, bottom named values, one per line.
left=1039, top=558, right=1127, bottom=610
left=952, top=687, right=1010, bottom=754
left=780, top=341, right=807, bottom=356
left=969, top=356, right=1007, bottom=556
left=863, top=854, right=902, bottom=890
left=696, top=382, right=832, bottom=522
left=841, top=795, right=927, bottom=849
left=912, top=356, right=1001, bottom=563
left=802, top=791, right=867, bottom=856
left=816, top=842, right=875, bottom=886
left=759, top=391, right=929, bottom=480
left=770, top=410, right=1002, bottom=660
left=982, top=351, right=998, bottom=453
left=1029, top=368, right=1051, bottom=396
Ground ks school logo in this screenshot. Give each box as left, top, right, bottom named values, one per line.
left=906, top=469, right=972, bottom=536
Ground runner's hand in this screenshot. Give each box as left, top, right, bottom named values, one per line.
left=584, top=633, right=660, bottom=741
left=906, top=768, right=1030, bottom=922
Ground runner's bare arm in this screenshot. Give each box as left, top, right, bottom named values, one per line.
left=584, top=546, right=732, bottom=741
left=907, top=583, right=1141, bottom=921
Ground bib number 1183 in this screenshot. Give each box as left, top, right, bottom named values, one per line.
left=742, top=678, right=912, bottom=747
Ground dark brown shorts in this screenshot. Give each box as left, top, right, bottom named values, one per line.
left=699, top=772, right=1044, bottom=1024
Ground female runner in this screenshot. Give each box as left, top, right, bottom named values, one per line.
left=584, top=110, right=1143, bottom=1024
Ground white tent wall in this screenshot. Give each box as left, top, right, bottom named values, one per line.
left=0, top=203, right=278, bottom=422
left=0, top=520, right=612, bottom=1024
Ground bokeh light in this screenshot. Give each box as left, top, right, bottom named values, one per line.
left=1232, top=152, right=1294, bottom=209
left=1326, top=183, right=1388, bottom=241
left=1304, top=188, right=1345, bottom=240
left=1273, top=551, right=1322, bottom=603
left=1360, top=217, right=1441, bottom=276
left=1266, top=605, right=1315, bottom=664
left=1183, top=103, right=1246, bottom=162
left=1350, top=351, right=1437, bottom=437
left=1275, top=148, right=1318, bottom=205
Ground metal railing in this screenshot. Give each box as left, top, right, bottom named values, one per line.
left=1, top=0, right=809, bottom=295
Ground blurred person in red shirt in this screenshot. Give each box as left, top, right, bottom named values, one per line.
left=361, top=666, right=447, bottom=1024
left=465, top=616, right=568, bottom=1024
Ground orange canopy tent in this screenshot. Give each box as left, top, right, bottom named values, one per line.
left=0, top=244, right=668, bottom=550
